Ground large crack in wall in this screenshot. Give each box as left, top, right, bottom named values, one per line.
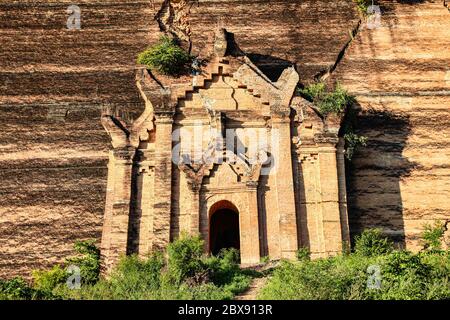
left=315, top=19, right=362, bottom=82
left=155, top=0, right=198, bottom=52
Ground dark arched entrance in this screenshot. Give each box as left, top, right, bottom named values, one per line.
left=209, top=202, right=240, bottom=256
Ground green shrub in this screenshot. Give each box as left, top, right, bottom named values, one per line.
left=0, top=277, right=34, bottom=300
left=354, top=0, right=371, bottom=14
left=32, top=265, right=66, bottom=293
left=344, top=132, right=368, bottom=160
left=67, top=235, right=251, bottom=300
left=296, top=247, right=311, bottom=261
left=205, top=248, right=250, bottom=295
left=258, top=256, right=373, bottom=300
left=299, top=82, right=326, bottom=102
left=299, top=82, right=367, bottom=160
left=354, top=229, right=393, bottom=257
left=421, top=221, right=446, bottom=251
left=3, top=237, right=253, bottom=301
left=298, top=82, right=354, bottom=116
left=137, top=36, right=191, bottom=76
left=382, top=251, right=431, bottom=279
left=167, top=234, right=205, bottom=284
left=65, top=239, right=100, bottom=285
left=319, top=85, right=354, bottom=115
left=259, top=250, right=450, bottom=300
left=76, top=252, right=166, bottom=300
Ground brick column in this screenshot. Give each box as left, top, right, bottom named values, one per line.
left=240, top=182, right=260, bottom=265
left=101, top=147, right=135, bottom=272
left=318, top=143, right=344, bottom=255
left=337, top=138, right=350, bottom=245
left=152, top=113, right=174, bottom=251
left=272, top=118, right=298, bottom=259
left=137, top=163, right=155, bottom=258
left=189, top=184, right=201, bottom=235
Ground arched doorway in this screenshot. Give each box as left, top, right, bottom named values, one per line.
left=209, top=201, right=240, bottom=256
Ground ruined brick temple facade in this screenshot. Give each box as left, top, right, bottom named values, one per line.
left=101, top=29, right=349, bottom=270
left=1, top=0, right=449, bottom=278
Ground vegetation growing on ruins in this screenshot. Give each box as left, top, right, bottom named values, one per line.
left=299, top=82, right=354, bottom=116
left=259, top=225, right=450, bottom=300
left=137, top=36, right=192, bottom=76
left=354, top=0, right=372, bottom=14
left=1, top=224, right=448, bottom=300
left=421, top=221, right=447, bottom=252
left=298, top=82, right=368, bottom=160
left=0, top=235, right=253, bottom=300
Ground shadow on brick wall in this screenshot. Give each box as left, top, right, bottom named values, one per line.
left=346, top=106, right=419, bottom=248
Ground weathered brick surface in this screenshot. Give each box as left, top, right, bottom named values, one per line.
left=334, top=0, right=450, bottom=250
left=0, top=0, right=448, bottom=277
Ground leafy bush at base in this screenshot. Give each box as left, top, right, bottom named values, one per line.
left=1, top=235, right=251, bottom=301
left=421, top=221, right=446, bottom=251
left=64, top=234, right=251, bottom=300
left=0, top=277, right=56, bottom=300
left=32, top=265, right=66, bottom=293
left=354, top=229, right=393, bottom=257
left=259, top=228, right=450, bottom=300
left=0, top=277, right=34, bottom=300
left=298, top=82, right=367, bottom=160
left=29, top=239, right=101, bottom=298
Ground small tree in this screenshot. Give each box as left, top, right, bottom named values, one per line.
left=167, top=234, right=205, bottom=284
left=65, top=239, right=101, bottom=285
left=137, top=36, right=191, bottom=76
left=354, top=229, right=393, bottom=257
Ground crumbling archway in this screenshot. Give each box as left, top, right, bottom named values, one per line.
left=209, top=200, right=240, bottom=256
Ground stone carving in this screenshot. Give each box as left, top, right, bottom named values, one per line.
left=99, top=27, right=349, bottom=270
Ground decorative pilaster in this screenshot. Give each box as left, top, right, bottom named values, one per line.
left=337, top=138, right=350, bottom=245
left=101, top=147, right=135, bottom=272
left=178, top=162, right=213, bottom=235
left=272, top=117, right=298, bottom=259
left=136, top=158, right=155, bottom=258
left=240, top=181, right=261, bottom=264
left=317, top=136, right=344, bottom=255
left=152, top=112, right=174, bottom=250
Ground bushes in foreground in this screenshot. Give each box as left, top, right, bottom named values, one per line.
left=1, top=235, right=251, bottom=300
left=259, top=227, right=450, bottom=300
left=65, top=235, right=250, bottom=300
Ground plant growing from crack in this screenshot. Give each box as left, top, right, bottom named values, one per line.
left=298, top=82, right=353, bottom=116
left=137, top=36, right=192, bottom=76
left=298, top=82, right=367, bottom=160
left=354, top=0, right=372, bottom=15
